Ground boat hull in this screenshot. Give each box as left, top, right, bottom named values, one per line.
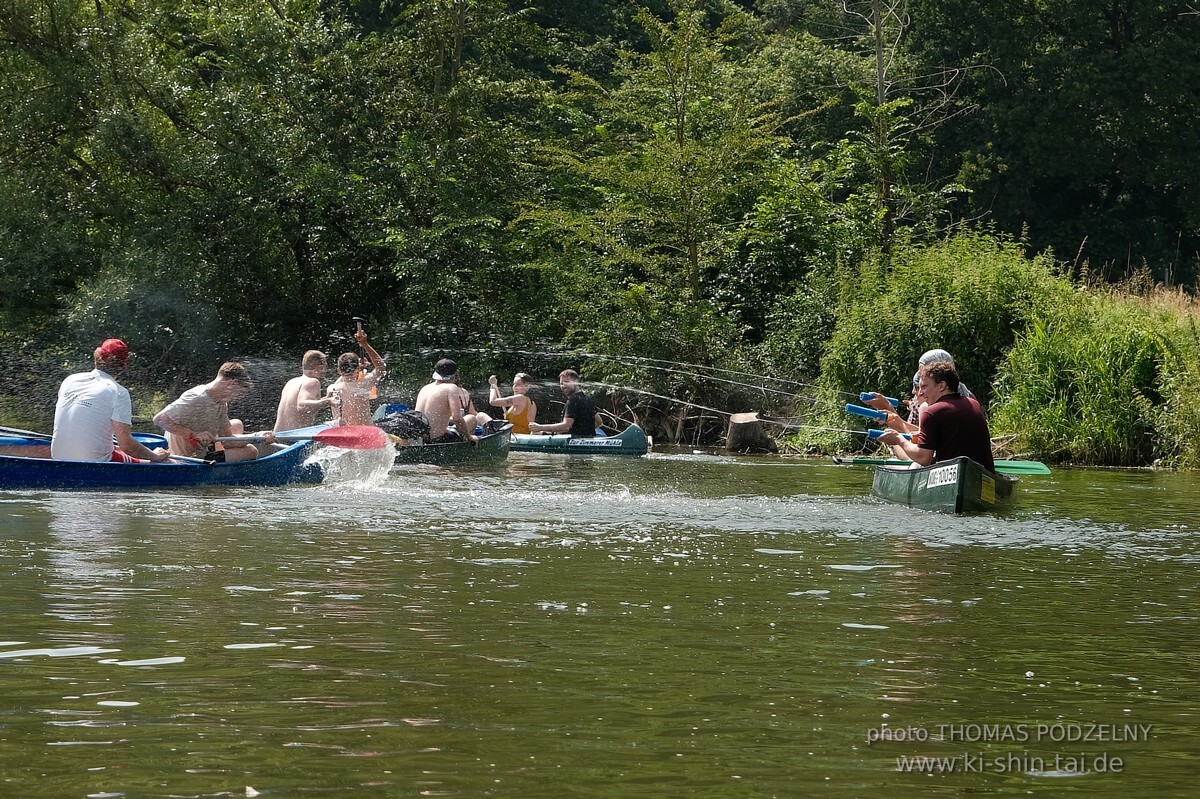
left=510, top=424, right=649, bottom=456
left=0, top=435, right=322, bottom=490
left=391, top=423, right=512, bottom=466
left=871, top=456, right=1016, bottom=514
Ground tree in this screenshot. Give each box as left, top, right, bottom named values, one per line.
left=524, top=0, right=780, bottom=356
left=907, top=0, right=1200, bottom=283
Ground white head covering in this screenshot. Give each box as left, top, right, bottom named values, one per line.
left=919, top=348, right=955, bottom=366
left=916, top=349, right=974, bottom=398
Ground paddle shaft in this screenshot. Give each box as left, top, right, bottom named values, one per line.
left=218, top=424, right=391, bottom=450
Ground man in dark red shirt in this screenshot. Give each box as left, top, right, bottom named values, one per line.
left=878, top=361, right=995, bottom=472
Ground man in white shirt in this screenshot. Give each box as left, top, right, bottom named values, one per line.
left=51, top=338, right=170, bottom=463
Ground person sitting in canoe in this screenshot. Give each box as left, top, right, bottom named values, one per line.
left=415, top=358, right=490, bottom=445
left=862, top=347, right=976, bottom=426
left=529, top=369, right=596, bottom=438
left=153, top=362, right=262, bottom=462
left=487, top=372, right=537, bottom=434
left=50, top=338, right=171, bottom=463
left=274, top=350, right=337, bottom=432
left=876, top=360, right=995, bottom=472
left=326, top=327, right=387, bottom=426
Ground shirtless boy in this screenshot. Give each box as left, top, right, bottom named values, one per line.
left=414, top=358, right=488, bottom=444
left=326, top=329, right=387, bottom=426
left=274, top=350, right=336, bottom=432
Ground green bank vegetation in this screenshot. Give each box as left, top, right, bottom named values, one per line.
left=2, top=1, right=1199, bottom=466
left=799, top=235, right=1200, bottom=468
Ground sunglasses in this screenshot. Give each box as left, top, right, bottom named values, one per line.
left=339, top=361, right=360, bottom=373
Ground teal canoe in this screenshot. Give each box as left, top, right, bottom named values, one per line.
left=870, top=456, right=1017, bottom=514
left=510, top=423, right=649, bottom=456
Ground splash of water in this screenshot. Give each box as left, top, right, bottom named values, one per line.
left=308, top=445, right=395, bottom=487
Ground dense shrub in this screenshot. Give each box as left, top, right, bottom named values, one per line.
left=992, top=291, right=1200, bottom=467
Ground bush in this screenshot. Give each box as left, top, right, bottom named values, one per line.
left=819, top=232, right=1068, bottom=405
left=992, top=290, right=1200, bottom=466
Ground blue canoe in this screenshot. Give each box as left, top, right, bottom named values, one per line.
left=509, top=423, right=650, bottom=456
left=0, top=432, right=322, bottom=490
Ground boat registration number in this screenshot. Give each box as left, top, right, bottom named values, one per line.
left=926, top=463, right=959, bottom=488
left=980, top=474, right=995, bottom=504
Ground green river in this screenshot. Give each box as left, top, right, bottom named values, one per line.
left=2, top=450, right=1198, bottom=797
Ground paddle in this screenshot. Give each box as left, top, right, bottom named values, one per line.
left=832, top=455, right=1052, bottom=476
left=218, top=425, right=391, bottom=450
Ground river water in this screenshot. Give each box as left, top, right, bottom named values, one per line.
left=2, top=450, right=1198, bottom=798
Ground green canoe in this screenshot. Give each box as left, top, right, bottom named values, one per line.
left=391, top=421, right=512, bottom=466
left=510, top=423, right=649, bottom=456
left=870, top=456, right=1017, bottom=514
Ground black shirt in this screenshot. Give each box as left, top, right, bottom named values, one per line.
left=564, top=391, right=596, bottom=438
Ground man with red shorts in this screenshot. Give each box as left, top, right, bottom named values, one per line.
left=51, top=338, right=171, bottom=463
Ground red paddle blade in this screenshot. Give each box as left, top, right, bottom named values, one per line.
left=311, top=425, right=391, bottom=450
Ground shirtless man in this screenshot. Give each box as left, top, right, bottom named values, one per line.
left=326, top=328, right=387, bottom=426
left=414, top=358, right=486, bottom=444
left=274, top=350, right=336, bottom=432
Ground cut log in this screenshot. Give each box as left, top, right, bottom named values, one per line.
left=725, top=412, right=778, bottom=454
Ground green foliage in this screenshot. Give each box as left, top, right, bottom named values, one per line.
left=989, top=288, right=1200, bottom=467
left=526, top=0, right=782, bottom=309
left=907, top=0, right=1200, bottom=283
left=989, top=296, right=1179, bottom=466
left=3, top=0, right=1200, bottom=460
left=820, top=231, right=1067, bottom=403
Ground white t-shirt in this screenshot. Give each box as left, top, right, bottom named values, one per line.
left=51, top=369, right=132, bottom=461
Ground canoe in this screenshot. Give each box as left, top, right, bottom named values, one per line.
left=391, top=421, right=512, bottom=466
left=833, top=455, right=1050, bottom=476
left=0, top=432, right=322, bottom=490
left=510, top=423, right=649, bottom=456
left=870, top=456, right=1017, bottom=514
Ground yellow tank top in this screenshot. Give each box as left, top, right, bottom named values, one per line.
left=504, top=404, right=533, bottom=434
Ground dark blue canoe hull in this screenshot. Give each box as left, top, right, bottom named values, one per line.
left=0, top=435, right=322, bottom=490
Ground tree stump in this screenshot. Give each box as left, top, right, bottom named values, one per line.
left=725, top=412, right=778, bottom=454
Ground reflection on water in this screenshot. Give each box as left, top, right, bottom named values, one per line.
left=1, top=456, right=1199, bottom=797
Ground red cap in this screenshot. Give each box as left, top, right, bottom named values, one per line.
left=96, top=338, right=130, bottom=366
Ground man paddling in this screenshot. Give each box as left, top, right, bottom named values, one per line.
left=154, top=362, right=262, bottom=462
left=326, top=326, right=387, bottom=426
left=877, top=361, right=995, bottom=472
left=529, top=369, right=597, bottom=438
left=51, top=339, right=170, bottom=463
